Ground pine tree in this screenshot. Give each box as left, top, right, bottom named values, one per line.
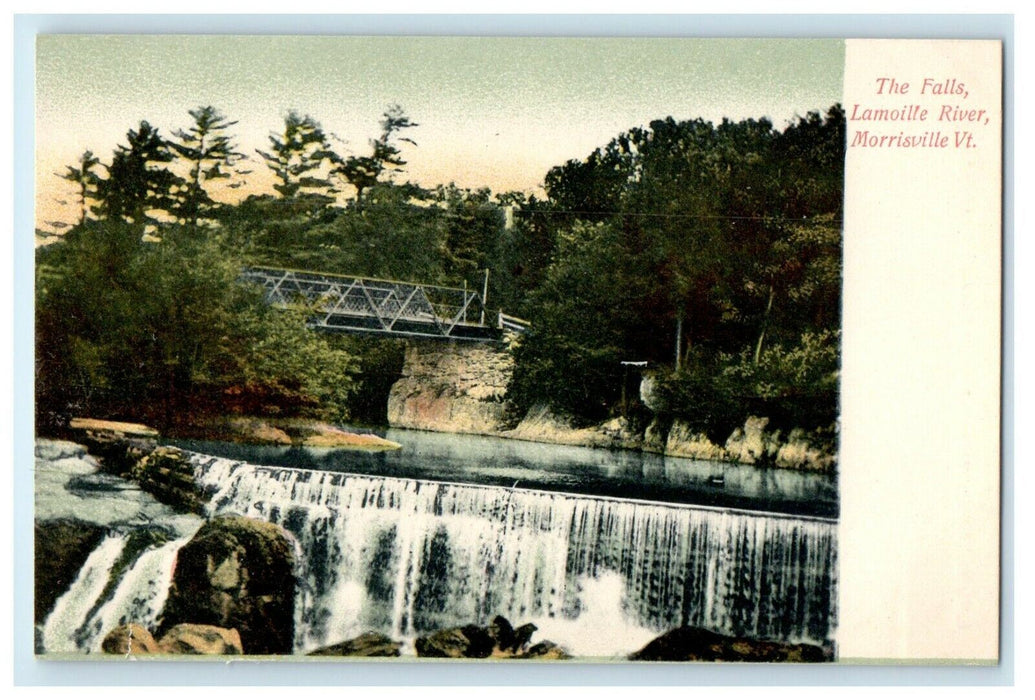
left=97, top=121, right=184, bottom=231
left=55, top=150, right=101, bottom=227
left=256, top=111, right=340, bottom=209
left=169, top=106, right=245, bottom=227
left=337, top=104, right=418, bottom=203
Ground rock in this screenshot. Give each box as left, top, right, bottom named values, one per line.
left=510, top=623, right=537, bottom=651
left=157, top=624, right=243, bottom=655
left=240, top=420, right=292, bottom=446
left=308, top=632, right=402, bottom=657
left=160, top=515, right=296, bottom=655
left=664, top=420, right=727, bottom=461
left=69, top=418, right=159, bottom=437
left=724, top=416, right=777, bottom=465
left=415, top=624, right=496, bottom=658
left=101, top=624, right=160, bottom=655
left=629, top=626, right=832, bottom=662
left=297, top=423, right=401, bottom=450
left=417, top=617, right=569, bottom=660
left=642, top=418, right=668, bottom=453
left=774, top=428, right=838, bottom=472
left=388, top=340, right=515, bottom=434
left=522, top=641, right=571, bottom=660
left=34, top=519, right=106, bottom=625
left=489, top=615, right=516, bottom=650
left=131, top=446, right=206, bottom=514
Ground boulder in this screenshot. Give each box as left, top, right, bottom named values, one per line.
left=522, top=641, right=571, bottom=660
left=416, top=616, right=569, bottom=660
left=308, top=632, right=402, bottom=657
left=629, top=626, right=832, bottom=662
left=34, top=519, right=106, bottom=625
left=416, top=624, right=495, bottom=658
left=101, top=623, right=160, bottom=655
left=157, top=624, right=243, bottom=655
left=665, top=420, right=727, bottom=461
left=131, top=446, right=206, bottom=514
left=160, top=515, right=296, bottom=655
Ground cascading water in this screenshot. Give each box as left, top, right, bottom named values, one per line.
left=40, top=533, right=192, bottom=653
left=35, top=439, right=204, bottom=655
left=192, top=454, right=837, bottom=657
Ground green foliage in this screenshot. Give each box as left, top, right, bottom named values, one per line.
left=39, top=102, right=844, bottom=443
left=512, top=106, right=844, bottom=426
left=169, top=106, right=246, bottom=226
left=256, top=111, right=340, bottom=209
left=35, top=220, right=360, bottom=430
left=652, top=331, right=841, bottom=441
left=96, top=121, right=184, bottom=228
left=56, top=150, right=101, bottom=227
left=337, top=104, right=419, bottom=203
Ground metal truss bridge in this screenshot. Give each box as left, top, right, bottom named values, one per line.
left=242, top=266, right=529, bottom=342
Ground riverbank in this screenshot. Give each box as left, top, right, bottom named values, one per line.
left=391, top=401, right=837, bottom=474
left=385, top=339, right=837, bottom=473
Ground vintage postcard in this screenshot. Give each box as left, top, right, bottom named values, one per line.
left=29, top=33, right=1002, bottom=667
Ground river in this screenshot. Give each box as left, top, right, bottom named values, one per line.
left=35, top=429, right=838, bottom=658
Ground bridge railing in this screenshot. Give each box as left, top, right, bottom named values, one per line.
left=242, top=266, right=522, bottom=341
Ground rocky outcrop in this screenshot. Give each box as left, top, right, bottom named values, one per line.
left=171, top=416, right=401, bottom=450
left=160, top=515, right=296, bottom=655
left=308, top=632, right=402, bottom=657
left=388, top=338, right=516, bottom=434
left=101, top=623, right=244, bottom=655
left=664, top=420, right=729, bottom=461
left=101, top=623, right=161, bottom=655
left=415, top=616, right=570, bottom=660
left=504, top=406, right=642, bottom=450
left=629, top=626, right=832, bottom=662
left=156, top=624, right=244, bottom=655
left=34, top=519, right=106, bottom=625
left=130, top=446, right=207, bottom=514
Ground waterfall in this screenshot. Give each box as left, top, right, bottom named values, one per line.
left=40, top=533, right=193, bottom=654
left=191, top=455, right=837, bottom=657
left=42, top=533, right=128, bottom=653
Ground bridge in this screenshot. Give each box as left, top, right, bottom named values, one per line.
left=243, top=266, right=529, bottom=342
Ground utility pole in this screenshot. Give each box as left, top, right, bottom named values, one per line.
left=480, top=268, right=489, bottom=326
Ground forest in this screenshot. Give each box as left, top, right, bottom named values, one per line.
left=36, top=103, right=845, bottom=443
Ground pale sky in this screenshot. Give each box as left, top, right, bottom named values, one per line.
left=36, top=36, right=844, bottom=230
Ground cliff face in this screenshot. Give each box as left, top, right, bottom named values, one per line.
left=386, top=338, right=516, bottom=435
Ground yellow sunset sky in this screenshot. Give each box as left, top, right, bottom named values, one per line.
left=36, top=36, right=844, bottom=231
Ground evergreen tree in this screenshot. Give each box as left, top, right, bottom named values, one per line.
left=55, top=150, right=101, bottom=227
left=96, top=121, right=184, bottom=231
left=337, top=104, right=418, bottom=203
left=169, top=106, right=246, bottom=227
left=256, top=111, right=340, bottom=211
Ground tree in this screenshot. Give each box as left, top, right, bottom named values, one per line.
left=96, top=121, right=184, bottom=231
left=337, top=104, right=418, bottom=203
left=169, top=106, right=246, bottom=227
left=256, top=111, right=340, bottom=210
left=55, top=150, right=101, bottom=227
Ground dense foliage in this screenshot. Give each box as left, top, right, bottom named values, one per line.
left=37, top=103, right=844, bottom=438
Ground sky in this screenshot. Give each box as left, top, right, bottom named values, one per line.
left=35, top=36, right=844, bottom=231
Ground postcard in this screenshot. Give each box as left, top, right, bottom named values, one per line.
left=29, top=33, right=1002, bottom=667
